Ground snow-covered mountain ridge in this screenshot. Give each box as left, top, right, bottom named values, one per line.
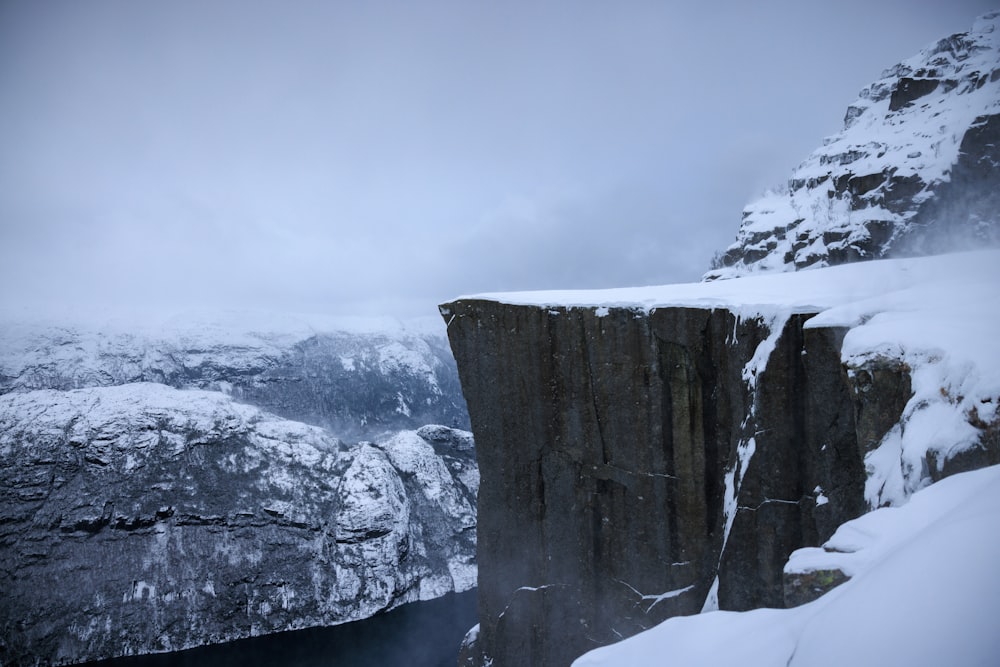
left=0, top=310, right=469, bottom=440
left=707, top=11, right=1000, bottom=278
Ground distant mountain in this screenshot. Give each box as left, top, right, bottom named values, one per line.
left=707, top=11, right=1000, bottom=279
left=0, top=310, right=469, bottom=440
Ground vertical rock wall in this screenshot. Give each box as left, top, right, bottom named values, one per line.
left=443, top=301, right=867, bottom=666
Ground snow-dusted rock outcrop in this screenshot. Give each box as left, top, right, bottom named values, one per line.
left=0, top=311, right=468, bottom=440
left=707, top=12, right=1000, bottom=278
left=443, top=250, right=999, bottom=666
left=0, top=383, right=476, bottom=665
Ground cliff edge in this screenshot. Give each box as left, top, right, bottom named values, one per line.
left=442, top=250, right=999, bottom=666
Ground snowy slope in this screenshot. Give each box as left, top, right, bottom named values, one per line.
left=574, top=464, right=1000, bottom=667
left=705, top=11, right=1000, bottom=278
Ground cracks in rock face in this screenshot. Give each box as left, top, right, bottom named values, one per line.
left=494, top=583, right=570, bottom=624
left=581, top=325, right=611, bottom=467
left=626, top=468, right=678, bottom=481
left=582, top=461, right=678, bottom=490
left=614, top=578, right=696, bottom=613
left=736, top=497, right=805, bottom=513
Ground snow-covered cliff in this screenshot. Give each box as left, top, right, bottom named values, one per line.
left=0, top=312, right=477, bottom=666
left=707, top=11, right=1000, bottom=279
left=445, top=249, right=999, bottom=666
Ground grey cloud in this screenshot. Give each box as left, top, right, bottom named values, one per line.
left=1, top=0, right=994, bottom=318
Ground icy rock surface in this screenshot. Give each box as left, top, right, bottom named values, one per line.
left=707, top=11, right=1000, bottom=278
left=0, top=383, right=477, bottom=665
left=0, top=311, right=468, bottom=440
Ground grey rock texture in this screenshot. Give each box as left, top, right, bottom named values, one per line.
left=848, top=357, right=912, bottom=457
left=0, top=383, right=477, bottom=666
left=442, top=302, right=868, bottom=667
left=707, top=12, right=1000, bottom=279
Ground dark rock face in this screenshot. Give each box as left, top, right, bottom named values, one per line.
left=848, top=358, right=912, bottom=456
left=0, top=384, right=477, bottom=666
left=928, top=408, right=1000, bottom=481
left=716, top=324, right=865, bottom=612
left=442, top=301, right=866, bottom=666
left=888, top=77, right=940, bottom=111
left=894, top=113, right=1000, bottom=256
left=783, top=567, right=851, bottom=608
left=706, top=13, right=1000, bottom=279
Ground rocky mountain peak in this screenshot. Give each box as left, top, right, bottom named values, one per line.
left=706, top=11, right=1000, bottom=280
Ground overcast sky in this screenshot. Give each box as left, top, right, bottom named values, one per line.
left=0, top=0, right=994, bottom=319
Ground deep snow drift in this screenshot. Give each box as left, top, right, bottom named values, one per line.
left=575, top=463, right=1000, bottom=667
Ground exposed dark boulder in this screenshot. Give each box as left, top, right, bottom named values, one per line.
left=783, top=566, right=850, bottom=607
left=848, top=358, right=912, bottom=456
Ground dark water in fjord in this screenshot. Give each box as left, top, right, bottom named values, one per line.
left=83, top=590, right=477, bottom=667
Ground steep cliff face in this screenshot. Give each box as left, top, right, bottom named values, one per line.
left=0, top=384, right=477, bottom=665
left=443, top=251, right=999, bottom=666
left=707, top=12, right=1000, bottom=278
left=444, top=305, right=862, bottom=666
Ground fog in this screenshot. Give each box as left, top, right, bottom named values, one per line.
left=0, top=0, right=993, bottom=318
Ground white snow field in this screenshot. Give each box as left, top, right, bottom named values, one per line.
left=575, top=464, right=1000, bottom=667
